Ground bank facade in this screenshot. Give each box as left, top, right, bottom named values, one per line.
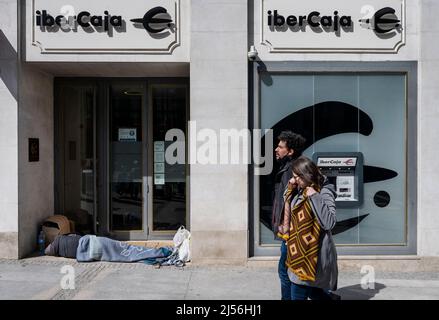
left=0, top=0, right=438, bottom=263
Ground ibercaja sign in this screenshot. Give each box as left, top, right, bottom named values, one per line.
left=27, top=0, right=180, bottom=54
left=261, top=0, right=405, bottom=53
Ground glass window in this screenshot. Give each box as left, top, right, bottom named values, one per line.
left=152, top=86, right=187, bottom=231
left=56, top=85, right=96, bottom=234
left=259, top=73, right=407, bottom=246
left=109, top=84, right=143, bottom=231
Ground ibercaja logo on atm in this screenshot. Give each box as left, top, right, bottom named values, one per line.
left=35, top=6, right=174, bottom=35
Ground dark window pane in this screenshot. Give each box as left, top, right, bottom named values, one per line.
left=152, top=86, right=187, bottom=231
left=110, top=85, right=143, bottom=231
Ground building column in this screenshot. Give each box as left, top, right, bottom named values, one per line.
left=0, top=0, right=19, bottom=259
left=419, top=0, right=439, bottom=256
left=190, top=0, right=249, bottom=264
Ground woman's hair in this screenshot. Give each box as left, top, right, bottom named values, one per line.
left=291, top=156, right=324, bottom=189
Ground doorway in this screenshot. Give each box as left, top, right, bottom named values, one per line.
left=55, top=78, right=189, bottom=240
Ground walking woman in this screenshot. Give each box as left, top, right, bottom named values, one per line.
left=280, top=156, right=338, bottom=300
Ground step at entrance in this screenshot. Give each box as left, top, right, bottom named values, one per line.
left=125, top=240, right=174, bottom=248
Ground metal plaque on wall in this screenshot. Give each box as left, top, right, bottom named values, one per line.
left=29, top=138, right=39, bottom=162
left=261, top=0, right=405, bottom=53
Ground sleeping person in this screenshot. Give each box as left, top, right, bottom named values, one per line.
left=45, top=234, right=172, bottom=263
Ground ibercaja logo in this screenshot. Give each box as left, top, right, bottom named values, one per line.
left=35, top=6, right=173, bottom=35
left=359, top=7, right=401, bottom=34
left=266, top=5, right=401, bottom=36
left=130, top=7, right=173, bottom=34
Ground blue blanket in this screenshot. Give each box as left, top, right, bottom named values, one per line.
left=76, top=235, right=172, bottom=263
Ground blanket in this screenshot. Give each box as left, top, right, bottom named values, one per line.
left=76, top=235, right=172, bottom=262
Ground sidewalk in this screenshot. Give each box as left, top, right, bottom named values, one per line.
left=1, top=256, right=439, bottom=300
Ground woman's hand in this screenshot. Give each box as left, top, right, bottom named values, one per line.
left=288, top=177, right=297, bottom=190
left=306, top=186, right=317, bottom=197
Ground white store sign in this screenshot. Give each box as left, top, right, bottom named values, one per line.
left=317, top=157, right=358, bottom=167
left=261, top=0, right=405, bottom=53
left=27, top=0, right=180, bottom=54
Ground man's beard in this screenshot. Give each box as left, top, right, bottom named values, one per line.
left=276, top=154, right=292, bottom=165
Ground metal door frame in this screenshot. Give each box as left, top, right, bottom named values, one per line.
left=147, top=82, right=190, bottom=239
left=105, top=79, right=148, bottom=240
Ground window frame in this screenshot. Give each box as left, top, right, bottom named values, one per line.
left=249, top=61, right=417, bottom=256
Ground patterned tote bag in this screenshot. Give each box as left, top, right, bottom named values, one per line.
left=286, top=188, right=322, bottom=281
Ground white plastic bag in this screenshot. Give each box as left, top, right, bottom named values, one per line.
left=173, top=226, right=191, bottom=262
left=178, top=238, right=191, bottom=262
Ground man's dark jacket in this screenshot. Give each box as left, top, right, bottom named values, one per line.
left=45, top=234, right=82, bottom=258
left=271, top=156, right=297, bottom=240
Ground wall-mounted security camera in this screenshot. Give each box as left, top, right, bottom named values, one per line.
left=247, top=45, right=258, bottom=61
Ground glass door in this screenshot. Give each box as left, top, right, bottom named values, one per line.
left=56, top=79, right=189, bottom=241
left=148, top=84, right=189, bottom=236
left=55, top=82, right=97, bottom=235
left=107, top=82, right=148, bottom=239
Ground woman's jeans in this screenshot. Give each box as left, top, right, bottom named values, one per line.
left=279, top=241, right=332, bottom=300
left=291, top=283, right=332, bottom=300
left=278, top=241, right=291, bottom=300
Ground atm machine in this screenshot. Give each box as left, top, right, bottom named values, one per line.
left=312, top=152, right=363, bottom=208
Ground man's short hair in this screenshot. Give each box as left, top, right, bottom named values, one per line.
left=277, top=131, right=306, bottom=156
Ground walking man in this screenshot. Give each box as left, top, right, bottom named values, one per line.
left=271, top=131, right=306, bottom=300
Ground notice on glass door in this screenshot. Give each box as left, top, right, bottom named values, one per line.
left=154, top=151, right=165, bottom=163
left=154, top=141, right=165, bottom=185
left=154, top=141, right=165, bottom=152
left=154, top=162, right=165, bottom=173
left=118, top=128, right=137, bottom=141
left=154, top=174, right=165, bottom=185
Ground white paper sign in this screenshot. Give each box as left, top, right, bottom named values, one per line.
left=261, top=0, right=405, bottom=53
left=154, top=173, right=165, bottom=185
left=154, top=151, right=165, bottom=163
left=118, top=128, right=137, bottom=141
left=154, top=141, right=165, bottom=152
left=154, top=162, right=165, bottom=173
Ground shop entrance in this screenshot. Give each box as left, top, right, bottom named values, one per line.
left=55, top=79, right=189, bottom=240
